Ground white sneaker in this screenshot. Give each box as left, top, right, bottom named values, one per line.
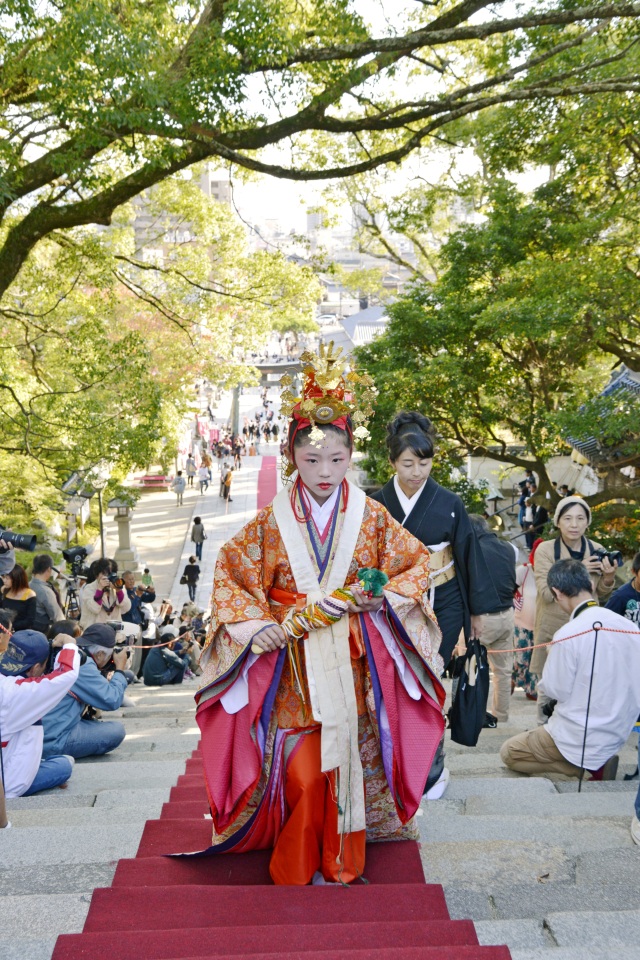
left=62, top=755, right=76, bottom=768
left=631, top=814, right=640, bottom=846
left=425, top=767, right=450, bottom=800
left=0, top=821, right=12, bottom=830
left=121, top=694, right=136, bottom=707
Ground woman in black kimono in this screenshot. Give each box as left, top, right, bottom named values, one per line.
left=371, top=412, right=501, bottom=796
left=370, top=411, right=500, bottom=665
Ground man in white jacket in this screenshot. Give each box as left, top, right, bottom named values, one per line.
left=0, top=627, right=80, bottom=801
left=501, top=559, right=640, bottom=780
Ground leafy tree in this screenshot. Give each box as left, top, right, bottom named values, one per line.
left=356, top=177, right=640, bottom=511
left=2, top=0, right=640, bottom=301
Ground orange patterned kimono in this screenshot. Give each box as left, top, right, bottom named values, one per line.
left=195, top=482, right=445, bottom=884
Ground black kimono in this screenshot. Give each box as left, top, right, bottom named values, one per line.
left=371, top=477, right=501, bottom=663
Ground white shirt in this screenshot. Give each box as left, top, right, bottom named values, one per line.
left=541, top=604, right=640, bottom=768
left=0, top=645, right=80, bottom=798
left=393, top=475, right=427, bottom=520
left=309, top=486, right=341, bottom=537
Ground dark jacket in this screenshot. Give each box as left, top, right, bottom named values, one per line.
left=122, top=586, right=156, bottom=626
left=473, top=529, right=517, bottom=612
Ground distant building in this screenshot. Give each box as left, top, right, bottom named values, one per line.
left=322, top=305, right=388, bottom=357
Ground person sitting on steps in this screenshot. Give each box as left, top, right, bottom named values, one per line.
left=501, top=559, right=640, bottom=781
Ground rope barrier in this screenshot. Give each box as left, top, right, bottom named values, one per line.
left=483, top=624, right=640, bottom=656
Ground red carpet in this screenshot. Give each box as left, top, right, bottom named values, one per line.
left=52, top=739, right=512, bottom=960
left=256, top=455, right=277, bottom=510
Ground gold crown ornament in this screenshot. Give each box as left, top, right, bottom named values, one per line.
left=280, top=342, right=376, bottom=468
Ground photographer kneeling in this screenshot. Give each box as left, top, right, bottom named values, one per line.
left=42, top=623, right=128, bottom=760
left=501, top=559, right=640, bottom=780
left=0, top=626, right=80, bottom=799
left=143, top=629, right=188, bottom=687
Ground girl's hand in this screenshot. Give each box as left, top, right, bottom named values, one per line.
left=346, top=585, right=383, bottom=614
left=252, top=624, right=288, bottom=652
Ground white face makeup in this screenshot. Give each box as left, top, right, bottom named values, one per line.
left=294, top=433, right=351, bottom=505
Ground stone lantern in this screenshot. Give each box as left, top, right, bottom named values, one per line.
left=108, top=498, right=142, bottom=573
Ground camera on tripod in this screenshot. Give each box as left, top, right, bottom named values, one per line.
left=62, top=546, right=91, bottom=578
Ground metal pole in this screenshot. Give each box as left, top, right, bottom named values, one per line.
left=0, top=778, right=7, bottom=829
left=98, top=489, right=105, bottom=558
left=230, top=385, right=240, bottom=437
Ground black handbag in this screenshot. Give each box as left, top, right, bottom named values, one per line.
left=449, top=637, right=490, bottom=747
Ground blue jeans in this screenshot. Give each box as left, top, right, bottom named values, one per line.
left=24, top=756, right=73, bottom=795
left=195, top=541, right=203, bottom=560
left=62, top=718, right=126, bottom=759
left=146, top=661, right=187, bottom=686
left=188, top=582, right=197, bottom=601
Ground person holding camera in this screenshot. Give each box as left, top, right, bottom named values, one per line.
left=530, top=497, right=616, bottom=720
left=0, top=628, right=81, bottom=799
left=79, top=558, right=131, bottom=628
left=142, top=631, right=188, bottom=686
left=121, top=570, right=156, bottom=628
left=501, top=559, right=640, bottom=780
left=41, top=623, right=128, bottom=760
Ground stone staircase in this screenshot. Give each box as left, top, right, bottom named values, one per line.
left=2, top=677, right=639, bottom=959
left=419, top=688, right=640, bottom=960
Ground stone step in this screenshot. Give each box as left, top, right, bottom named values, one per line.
left=444, top=882, right=640, bottom=922
left=576, top=847, right=640, bottom=884
left=0, top=939, right=57, bottom=960
left=420, top=839, right=574, bottom=889
left=0, top=893, right=90, bottom=938
left=511, top=950, right=640, bottom=960
left=4, top=807, right=152, bottom=828
left=84, top=749, right=197, bottom=764
left=475, top=919, right=548, bottom=951
left=0, top=863, right=116, bottom=896
left=466, top=793, right=636, bottom=818
left=0, top=823, right=145, bottom=866
left=442, top=777, right=557, bottom=801
left=546, top=909, right=640, bottom=948
left=65, top=759, right=188, bottom=793
left=419, top=812, right=630, bottom=854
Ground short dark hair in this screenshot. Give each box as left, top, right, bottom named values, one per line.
left=547, top=559, right=593, bottom=597
left=32, top=554, right=53, bottom=575
left=632, top=551, right=640, bottom=574
left=468, top=514, right=491, bottom=535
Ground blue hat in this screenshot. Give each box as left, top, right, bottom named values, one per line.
left=0, top=629, right=49, bottom=677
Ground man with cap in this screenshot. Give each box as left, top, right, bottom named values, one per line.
left=143, top=627, right=188, bottom=686
left=0, top=628, right=80, bottom=799
left=41, top=623, right=129, bottom=760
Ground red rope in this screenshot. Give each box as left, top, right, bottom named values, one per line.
left=485, top=624, right=640, bottom=656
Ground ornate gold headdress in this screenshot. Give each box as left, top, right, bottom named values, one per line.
left=279, top=342, right=376, bottom=465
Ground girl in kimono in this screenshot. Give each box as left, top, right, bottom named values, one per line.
left=195, top=347, right=445, bottom=886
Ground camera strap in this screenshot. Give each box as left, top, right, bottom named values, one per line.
left=554, top=536, right=596, bottom=562
left=578, top=620, right=602, bottom=793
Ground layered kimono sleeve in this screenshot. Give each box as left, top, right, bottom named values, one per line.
left=199, top=508, right=278, bottom=702
left=370, top=502, right=445, bottom=686
left=195, top=508, right=287, bottom=837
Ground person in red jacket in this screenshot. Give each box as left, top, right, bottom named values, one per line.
left=0, top=627, right=80, bottom=803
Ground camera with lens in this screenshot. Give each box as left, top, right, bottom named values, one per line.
left=62, top=545, right=91, bottom=578
left=541, top=698, right=557, bottom=719
left=0, top=527, right=37, bottom=552
left=592, top=549, right=624, bottom=568
left=107, top=573, right=124, bottom=588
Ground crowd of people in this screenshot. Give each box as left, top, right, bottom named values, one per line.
left=2, top=368, right=640, bottom=869
left=0, top=542, right=207, bottom=805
